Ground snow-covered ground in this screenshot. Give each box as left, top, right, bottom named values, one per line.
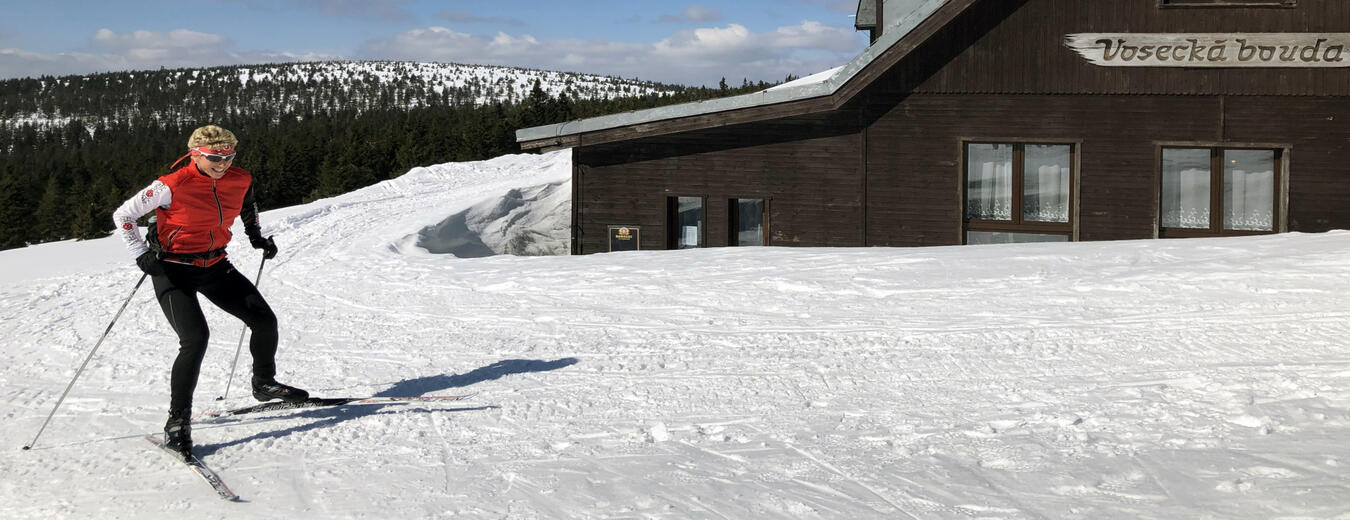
left=1, top=150, right=1348, bottom=519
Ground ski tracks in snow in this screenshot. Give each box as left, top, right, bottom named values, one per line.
left=3, top=150, right=1350, bottom=517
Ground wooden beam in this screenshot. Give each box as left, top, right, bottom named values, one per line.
left=563, top=97, right=836, bottom=149
left=519, top=134, right=579, bottom=151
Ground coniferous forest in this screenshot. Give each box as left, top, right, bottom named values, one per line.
left=0, top=61, right=784, bottom=250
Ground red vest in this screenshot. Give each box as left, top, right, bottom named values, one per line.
left=155, top=164, right=253, bottom=265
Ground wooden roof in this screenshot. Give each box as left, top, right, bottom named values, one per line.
left=516, top=0, right=976, bottom=151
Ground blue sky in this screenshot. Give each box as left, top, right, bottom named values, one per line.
left=0, top=0, right=869, bottom=87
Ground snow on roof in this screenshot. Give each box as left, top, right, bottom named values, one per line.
left=515, top=0, right=949, bottom=145
left=763, top=66, right=845, bottom=93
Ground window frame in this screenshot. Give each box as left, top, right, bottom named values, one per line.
left=962, top=140, right=1080, bottom=244
left=728, top=197, right=770, bottom=246
left=1157, top=144, right=1288, bottom=239
left=1158, top=0, right=1297, bottom=8
left=667, top=195, right=707, bottom=249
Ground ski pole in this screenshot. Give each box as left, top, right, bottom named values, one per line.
left=23, top=273, right=148, bottom=451
left=218, top=256, right=266, bottom=401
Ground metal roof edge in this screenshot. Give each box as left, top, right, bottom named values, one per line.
left=515, top=0, right=951, bottom=144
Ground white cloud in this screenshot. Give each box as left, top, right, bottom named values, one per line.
left=764, top=21, right=859, bottom=52
left=360, top=26, right=479, bottom=62
left=357, top=21, right=866, bottom=87
left=90, top=28, right=231, bottom=64
left=91, top=28, right=226, bottom=49
left=0, top=19, right=866, bottom=86
left=488, top=32, right=542, bottom=55
left=653, top=24, right=753, bottom=59
left=0, top=29, right=339, bottom=80
left=359, top=26, right=644, bottom=70
left=0, top=48, right=110, bottom=79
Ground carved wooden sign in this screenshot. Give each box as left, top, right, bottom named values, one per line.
left=1065, top=33, right=1350, bottom=67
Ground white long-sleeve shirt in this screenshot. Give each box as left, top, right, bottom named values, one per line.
left=111, top=180, right=173, bottom=259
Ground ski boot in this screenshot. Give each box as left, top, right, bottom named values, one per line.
left=252, top=376, right=309, bottom=403
left=163, top=410, right=193, bottom=460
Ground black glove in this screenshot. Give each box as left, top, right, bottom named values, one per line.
left=135, top=251, right=166, bottom=277
left=250, top=235, right=278, bottom=260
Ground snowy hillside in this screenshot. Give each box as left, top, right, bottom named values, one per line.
left=235, top=61, right=676, bottom=104
left=2, top=150, right=1349, bottom=518
left=0, top=60, right=681, bottom=130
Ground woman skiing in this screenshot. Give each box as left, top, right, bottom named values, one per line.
left=112, top=125, right=307, bottom=457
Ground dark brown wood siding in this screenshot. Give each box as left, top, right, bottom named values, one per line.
left=566, top=0, right=1350, bottom=253
left=861, top=93, right=1350, bottom=245
left=575, top=110, right=858, bottom=253
left=853, top=0, right=1350, bottom=245
left=1225, top=96, right=1350, bottom=231
left=918, top=0, right=1350, bottom=96
left=867, top=94, right=1230, bottom=245
left=572, top=110, right=863, bottom=254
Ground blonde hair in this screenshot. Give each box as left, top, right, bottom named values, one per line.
left=187, top=125, right=238, bottom=150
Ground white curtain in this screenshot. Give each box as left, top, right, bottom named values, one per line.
left=1161, top=149, right=1211, bottom=229
left=967, top=144, right=1012, bottom=220
left=1223, top=150, right=1275, bottom=231
left=1024, top=145, right=1070, bottom=223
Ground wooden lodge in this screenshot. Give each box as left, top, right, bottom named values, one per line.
left=517, top=0, right=1350, bottom=254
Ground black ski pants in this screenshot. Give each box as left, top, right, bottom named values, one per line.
left=152, top=259, right=277, bottom=413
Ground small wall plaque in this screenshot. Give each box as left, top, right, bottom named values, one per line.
left=608, top=226, right=640, bottom=252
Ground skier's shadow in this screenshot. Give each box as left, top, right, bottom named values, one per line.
left=196, top=357, right=579, bottom=456
left=372, top=357, right=579, bottom=397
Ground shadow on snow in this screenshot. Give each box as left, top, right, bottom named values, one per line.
left=195, top=357, right=579, bottom=456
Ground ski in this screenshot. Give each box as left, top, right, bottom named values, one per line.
left=144, top=435, right=241, bottom=502
left=202, top=394, right=476, bottom=419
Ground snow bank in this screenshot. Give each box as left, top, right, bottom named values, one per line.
left=414, top=180, right=570, bottom=258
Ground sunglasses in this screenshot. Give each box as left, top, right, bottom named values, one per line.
left=201, top=152, right=236, bottom=162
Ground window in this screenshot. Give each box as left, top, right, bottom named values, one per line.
left=1160, top=147, right=1281, bottom=238
left=967, top=232, right=1070, bottom=245
left=964, top=142, right=1076, bottom=244
left=1159, top=0, right=1296, bottom=7
left=669, top=196, right=704, bottom=249
left=729, top=198, right=767, bottom=246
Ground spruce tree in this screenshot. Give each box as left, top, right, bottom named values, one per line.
left=0, top=170, right=30, bottom=248
left=33, top=176, right=70, bottom=241
left=0, top=61, right=785, bottom=250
